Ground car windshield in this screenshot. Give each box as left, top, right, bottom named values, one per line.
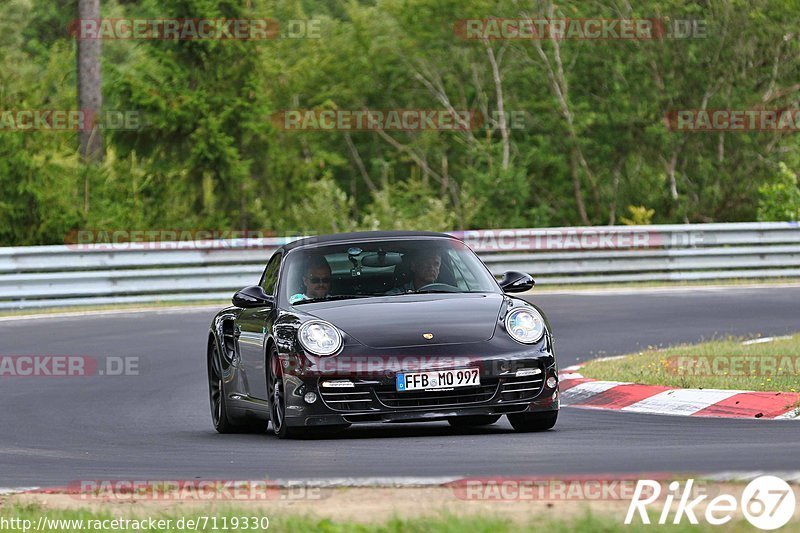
left=282, top=238, right=500, bottom=304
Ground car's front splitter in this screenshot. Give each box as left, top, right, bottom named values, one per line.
left=285, top=389, right=559, bottom=427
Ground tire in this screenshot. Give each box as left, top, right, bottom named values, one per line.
left=507, top=411, right=558, bottom=432
left=208, top=343, right=266, bottom=434
left=447, top=415, right=501, bottom=427
left=267, top=345, right=299, bottom=439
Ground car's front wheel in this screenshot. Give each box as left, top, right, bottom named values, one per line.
left=268, top=346, right=297, bottom=439
left=507, top=411, right=558, bottom=432
left=447, top=415, right=501, bottom=427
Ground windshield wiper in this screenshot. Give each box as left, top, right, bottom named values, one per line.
left=293, top=294, right=372, bottom=304
left=414, top=289, right=460, bottom=294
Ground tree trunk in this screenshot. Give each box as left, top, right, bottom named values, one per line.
left=484, top=42, right=509, bottom=170
left=77, top=0, right=103, bottom=163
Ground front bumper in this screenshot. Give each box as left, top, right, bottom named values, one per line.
left=281, top=350, right=559, bottom=427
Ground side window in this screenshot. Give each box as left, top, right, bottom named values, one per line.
left=260, top=253, right=282, bottom=295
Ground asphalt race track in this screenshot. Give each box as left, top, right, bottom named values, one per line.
left=2, top=286, right=799, bottom=487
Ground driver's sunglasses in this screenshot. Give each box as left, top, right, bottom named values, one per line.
left=307, top=276, right=331, bottom=284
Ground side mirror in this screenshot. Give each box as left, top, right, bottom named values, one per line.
left=498, top=271, right=535, bottom=293
left=232, top=286, right=275, bottom=309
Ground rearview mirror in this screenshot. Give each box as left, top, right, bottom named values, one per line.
left=232, top=286, right=274, bottom=308
left=361, top=251, right=402, bottom=267
left=498, top=271, right=535, bottom=293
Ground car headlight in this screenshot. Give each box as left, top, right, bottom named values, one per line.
left=505, top=307, right=545, bottom=344
left=298, top=320, right=343, bottom=356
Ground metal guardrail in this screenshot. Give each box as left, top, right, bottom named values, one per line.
left=0, top=222, right=798, bottom=309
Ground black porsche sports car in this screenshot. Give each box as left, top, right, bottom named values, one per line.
left=207, top=231, right=559, bottom=438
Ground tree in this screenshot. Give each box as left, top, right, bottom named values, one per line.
left=77, top=0, right=103, bottom=164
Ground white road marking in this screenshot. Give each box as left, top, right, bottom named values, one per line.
left=703, top=471, right=800, bottom=483
left=0, top=305, right=222, bottom=323
left=588, top=355, right=629, bottom=363
left=621, top=389, right=741, bottom=416
left=0, top=487, right=39, bottom=495
left=741, top=336, right=793, bottom=345
left=237, top=477, right=462, bottom=488
left=775, top=408, right=800, bottom=420
left=560, top=380, right=626, bottom=405
left=533, top=282, right=800, bottom=296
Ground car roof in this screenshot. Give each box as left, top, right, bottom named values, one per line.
left=279, top=230, right=457, bottom=253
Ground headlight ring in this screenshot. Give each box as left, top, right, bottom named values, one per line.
left=504, top=307, right=545, bottom=344
left=297, top=320, right=343, bottom=356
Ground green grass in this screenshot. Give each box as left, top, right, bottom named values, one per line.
left=580, top=333, right=800, bottom=393
left=0, top=503, right=779, bottom=532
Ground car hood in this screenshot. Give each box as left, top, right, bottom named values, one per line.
left=304, top=293, right=504, bottom=349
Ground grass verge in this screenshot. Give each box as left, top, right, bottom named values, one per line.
left=580, top=333, right=800, bottom=393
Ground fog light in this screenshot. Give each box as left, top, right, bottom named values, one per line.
left=304, top=392, right=318, bottom=404
left=546, top=377, right=558, bottom=389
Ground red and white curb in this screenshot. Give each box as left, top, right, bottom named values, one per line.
left=558, top=363, right=800, bottom=420
left=0, top=487, right=39, bottom=495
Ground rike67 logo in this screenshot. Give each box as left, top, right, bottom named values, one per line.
left=626, top=476, right=796, bottom=530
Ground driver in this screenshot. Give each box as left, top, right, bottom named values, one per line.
left=387, top=249, right=442, bottom=294
left=289, top=256, right=332, bottom=303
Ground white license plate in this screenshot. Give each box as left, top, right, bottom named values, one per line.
left=396, top=368, right=480, bottom=391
